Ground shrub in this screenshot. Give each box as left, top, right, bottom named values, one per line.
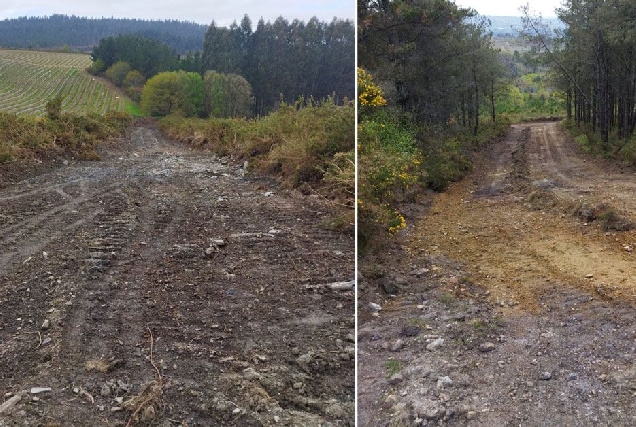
left=105, top=61, right=132, bottom=87
left=46, top=95, right=64, bottom=121
left=158, top=97, right=354, bottom=204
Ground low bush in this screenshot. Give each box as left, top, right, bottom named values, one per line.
left=0, top=110, right=132, bottom=161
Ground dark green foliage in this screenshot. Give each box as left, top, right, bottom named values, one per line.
left=0, top=15, right=206, bottom=54
left=529, top=1, right=636, bottom=146
left=45, top=95, right=64, bottom=121
left=92, top=34, right=179, bottom=79
left=104, top=61, right=132, bottom=87
left=359, top=0, right=505, bottom=130
left=203, top=15, right=354, bottom=116
left=180, top=50, right=203, bottom=74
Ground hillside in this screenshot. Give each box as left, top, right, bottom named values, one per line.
left=0, top=15, right=206, bottom=54
left=0, top=49, right=129, bottom=116
left=486, top=15, right=565, bottom=37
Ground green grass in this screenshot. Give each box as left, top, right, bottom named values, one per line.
left=0, top=49, right=130, bottom=117
left=124, top=100, right=143, bottom=116
left=385, top=359, right=400, bottom=377
left=438, top=293, right=457, bottom=306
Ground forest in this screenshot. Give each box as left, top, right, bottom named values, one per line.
left=532, top=0, right=636, bottom=159
left=357, top=0, right=510, bottom=247
left=203, top=15, right=355, bottom=116
left=0, top=15, right=206, bottom=53
left=90, top=15, right=355, bottom=118
left=359, top=0, right=636, bottom=249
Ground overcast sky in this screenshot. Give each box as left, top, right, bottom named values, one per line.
left=454, top=0, right=562, bottom=17
left=0, top=0, right=354, bottom=27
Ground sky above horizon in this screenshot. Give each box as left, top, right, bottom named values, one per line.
left=0, top=0, right=354, bottom=27
left=454, top=0, right=562, bottom=17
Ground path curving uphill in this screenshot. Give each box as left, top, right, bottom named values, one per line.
left=359, top=121, right=636, bottom=426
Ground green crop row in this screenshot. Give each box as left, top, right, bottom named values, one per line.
left=0, top=49, right=127, bottom=116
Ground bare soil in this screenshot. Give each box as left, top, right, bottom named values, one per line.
left=358, top=122, right=636, bottom=426
left=0, top=122, right=354, bottom=426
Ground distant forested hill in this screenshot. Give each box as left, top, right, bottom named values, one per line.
left=0, top=15, right=207, bottom=53
left=486, top=16, right=565, bottom=37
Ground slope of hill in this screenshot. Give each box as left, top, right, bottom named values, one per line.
left=0, top=49, right=129, bottom=116
left=0, top=15, right=206, bottom=54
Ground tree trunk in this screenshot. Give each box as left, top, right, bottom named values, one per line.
left=490, top=80, right=496, bottom=124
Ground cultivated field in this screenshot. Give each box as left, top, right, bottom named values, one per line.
left=0, top=49, right=127, bottom=116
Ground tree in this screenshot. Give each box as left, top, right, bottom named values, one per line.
left=202, top=15, right=354, bottom=116
left=89, top=58, right=106, bottom=74
left=104, top=61, right=131, bottom=87
left=223, top=73, right=254, bottom=117
left=179, top=71, right=204, bottom=117
left=358, top=0, right=504, bottom=131
left=0, top=15, right=207, bottom=54
left=526, top=0, right=636, bottom=143
left=123, top=70, right=146, bottom=102
left=203, top=71, right=253, bottom=118
left=92, top=34, right=179, bottom=79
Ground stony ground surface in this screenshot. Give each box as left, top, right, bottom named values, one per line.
left=0, top=122, right=354, bottom=426
left=358, top=122, right=636, bottom=426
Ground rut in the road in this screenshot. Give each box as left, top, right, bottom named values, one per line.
left=0, top=124, right=354, bottom=426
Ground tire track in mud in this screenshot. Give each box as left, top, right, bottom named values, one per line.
left=0, top=184, right=118, bottom=271
left=528, top=122, right=636, bottom=214
left=0, top=123, right=354, bottom=426
left=58, top=182, right=157, bottom=375
left=419, top=121, right=636, bottom=308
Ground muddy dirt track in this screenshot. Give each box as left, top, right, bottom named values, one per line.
left=359, top=122, right=636, bottom=426
left=0, top=123, right=354, bottom=426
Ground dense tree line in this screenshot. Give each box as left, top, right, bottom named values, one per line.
left=202, top=15, right=354, bottom=115
left=0, top=14, right=205, bottom=54
left=91, top=34, right=179, bottom=79
left=535, top=0, right=636, bottom=143
left=358, top=0, right=513, bottom=246
left=358, top=0, right=506, bottom=134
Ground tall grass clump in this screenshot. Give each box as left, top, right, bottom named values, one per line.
left=0, top=109, right=132, bottom=161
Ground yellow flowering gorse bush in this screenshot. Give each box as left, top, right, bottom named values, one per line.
left=357, top=68, right=387, bottom=107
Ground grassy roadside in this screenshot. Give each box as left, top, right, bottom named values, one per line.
left=0, top=111, right=132, bottom=162
left=158, top=98, right=355, bottom=231
left=561, top=119, right=636, bottom=167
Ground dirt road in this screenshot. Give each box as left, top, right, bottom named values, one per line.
left=0, top=123, right=354, bottom=426
left=359, top=122, right=636, bottom=426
